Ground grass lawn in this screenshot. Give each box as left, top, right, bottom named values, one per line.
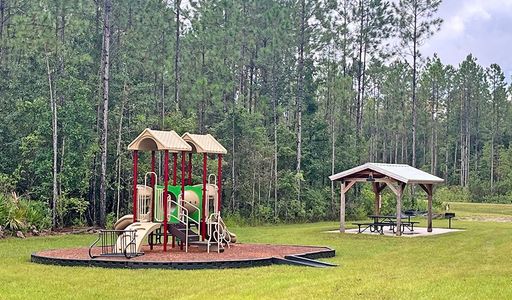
left=1, top=203, right=511, bottom=299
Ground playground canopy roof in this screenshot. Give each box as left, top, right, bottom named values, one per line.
left=182, top=133, right=227, bottom=154
left=127, top=128, right=192, bottom=152
left=329, top=163, right=444, bottom=184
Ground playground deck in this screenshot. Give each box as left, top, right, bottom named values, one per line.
left=32, top=243, right=335, bottom=269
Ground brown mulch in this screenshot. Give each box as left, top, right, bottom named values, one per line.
left=35, top=243, right=330, bottom=262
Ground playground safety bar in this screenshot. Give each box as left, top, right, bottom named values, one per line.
left=154, top=187, right=164, bottom=222
left=136, top=185, right=152, bottom=222
left=89, top=229, right=139, bottom=259
left=168, top=197, right=200, bottom=252
left=207, top=174, right=218, bottom=213
left=217, top=214, right=232, bottom=247
left=207, top=212, right=231, bottom=253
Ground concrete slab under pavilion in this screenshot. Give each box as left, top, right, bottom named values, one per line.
left=327, top=227, right=463, bottom=237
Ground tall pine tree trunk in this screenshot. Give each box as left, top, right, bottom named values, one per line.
left=99, top=0, right=111, bottom=227
left=271, top=58, right=278, bottom=219
left=296, top=0, right=305, bottom=203
left=46, top=52, right=58, bottom=229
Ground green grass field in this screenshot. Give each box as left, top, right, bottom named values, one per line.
left=1, top=202, right=511, bottom=299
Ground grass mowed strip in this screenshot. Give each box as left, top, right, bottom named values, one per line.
left=449, top=202, right=512, bottom=218
left=1, top=203, right=511, bottom=299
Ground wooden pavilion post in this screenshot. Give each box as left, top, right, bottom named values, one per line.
left=395, top=182, right=406, bottom=237
left=426, top=184, right=433, bottom=232
left=419, top=183, right=434, bottom=232
left=372, top=182, right=383, bottom=215
left=339, top=181, right=346, bottom=233
left=339, top=180, right=355, bottom=233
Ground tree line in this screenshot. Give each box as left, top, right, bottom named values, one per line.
left=0, top=0, right=511, bottom=228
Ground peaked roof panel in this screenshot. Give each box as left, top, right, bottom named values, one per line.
left=127, top=128, right=192, bottom=152
left=329, top=163, right=444, bottom=184
left=182, top=133, right=227, bottom=154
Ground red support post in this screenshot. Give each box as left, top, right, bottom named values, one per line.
left=163, top=150, right=169, bottom=252
left=188, top=152, right=193, bottom=185
left=132, top=150, right=138, bottom=223
left=151, top=151, right=156, bottom=221
left=201, top=153, right=207, bottom=240
left=180, top=151, right=186, bottom=252
left=172, top=153, right=178, bottom=186
left=181, top=151, right=186, bottom=207
left=217, top=154, right=222, bottom=214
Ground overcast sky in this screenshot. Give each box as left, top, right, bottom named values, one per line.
left=421, top=0, right=512, bottom=81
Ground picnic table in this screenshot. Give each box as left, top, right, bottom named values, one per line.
left=353, top=214, right=419, bottom=234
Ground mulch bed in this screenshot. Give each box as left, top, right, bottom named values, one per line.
left=35, top=243, right=330, bottom=262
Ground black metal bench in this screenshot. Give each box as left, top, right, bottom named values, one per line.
left=352, top=222, right=395, bottom=234
left=353, top=220, right=420, bottom=234
left=395, top=221, right=420, bottom=233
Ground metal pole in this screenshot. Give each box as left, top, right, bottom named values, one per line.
left=181, top=151, right=186, bottom=207
left=217, top=154, right=222, bottom=214
left=202, top=153, right=207, bottom=240
left=163, top=150, right=169, bottom=251
left=172, top=153, right=178, bottom=186
left=151, top=151, right=156, bottom=221
left=180, top=151, right=186, bottom=251
left=132, top=150, right=138, bottom=223
left=188, top=152, right=193, bottom=185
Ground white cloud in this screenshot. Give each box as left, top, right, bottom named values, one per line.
left=421, top=0, right=512, bottom=81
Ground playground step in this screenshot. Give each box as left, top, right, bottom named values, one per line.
left=188, top=241, right=225, bottom=253
left=168, top=224, right=200, bottom=242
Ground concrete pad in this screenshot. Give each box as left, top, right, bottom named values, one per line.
left=327, top=227, right=464, bottom=237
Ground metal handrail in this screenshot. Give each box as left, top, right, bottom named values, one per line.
left=208, top=174, right=217, bottom=186
left=207, top=212, right=224, bottom=253
left=217, top=214, right=232, bottom=247
left=89, top=229, right=138, bottom=259
left=144, top=172, right=158, bottom=187
left=168, top=197, right=200, bottom=252
left=123, top=232, right=139, bottom=258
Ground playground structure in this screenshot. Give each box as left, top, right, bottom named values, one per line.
left=90, top=128, right=236, bottom=257
left=32, top=128, right=336, bottom=269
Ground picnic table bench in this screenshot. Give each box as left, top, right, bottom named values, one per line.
left=352, top=214, right=420, bottom=234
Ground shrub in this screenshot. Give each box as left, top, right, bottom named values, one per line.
left=0, top=193, right=51, bottom=233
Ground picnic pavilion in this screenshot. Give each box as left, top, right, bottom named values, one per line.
left=329, top=163, right=444, bottom=236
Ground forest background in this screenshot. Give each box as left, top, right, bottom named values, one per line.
left=0, top=0, right=511, bottom=230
